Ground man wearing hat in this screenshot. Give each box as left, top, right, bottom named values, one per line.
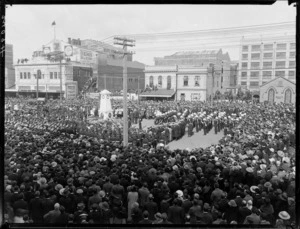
left=29, top=191, right=44, bottom=223
left=168, top=198, right=185, bottom=224
left=143, top=193, right=158, bottom=221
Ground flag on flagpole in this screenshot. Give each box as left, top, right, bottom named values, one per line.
left=52, top=21, right=56, bottom=26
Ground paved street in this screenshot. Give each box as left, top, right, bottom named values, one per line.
left=132, top=119, right=224, bottom=150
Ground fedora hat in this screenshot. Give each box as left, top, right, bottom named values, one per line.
left=264, top=182, right=272, bottom=188
left=155, top=212, right=162, bottom=220
left=228, top=200, right=237, bottom=207
left=246, top=167, right=254, bottom=173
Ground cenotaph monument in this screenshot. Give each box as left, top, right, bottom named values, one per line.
left=98, top=89, right=113, bottom=120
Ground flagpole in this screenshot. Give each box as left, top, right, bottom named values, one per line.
left=54, top=25, right=56, bottom=40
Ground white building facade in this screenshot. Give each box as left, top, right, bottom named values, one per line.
left=14, top=39, right=97, bottom=98
left=144, top=65, right=213, bottom=101
left=238, top=35, right=296, bottom=91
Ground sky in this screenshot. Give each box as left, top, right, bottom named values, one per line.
left=6, top=3, right=296, bottom=65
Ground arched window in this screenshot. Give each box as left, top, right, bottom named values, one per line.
left=268, top=88, right=275, bottom=104
left=158, top=75, right=162, bottom=87
left=149, top=76, right=154, bottom=87
left=167, top=75, right=171, bottom=89
left=284, top=88, right=292, bottom=103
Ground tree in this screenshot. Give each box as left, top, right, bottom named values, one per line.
left=243, top=90, right=252, bottom=101
left=236, top=87, right=244, bottom=100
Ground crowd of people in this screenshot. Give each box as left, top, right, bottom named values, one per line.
left=4, top=96, right=296, bottom=227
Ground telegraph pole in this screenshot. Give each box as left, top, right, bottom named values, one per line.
left=114, top=36, right=135, bottom=146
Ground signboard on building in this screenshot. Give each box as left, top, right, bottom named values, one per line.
left=86, top=92, right=100, bottom=99
left=65, top=81, right=78, bottom=99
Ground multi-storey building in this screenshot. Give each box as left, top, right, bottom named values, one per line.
left=68, top=38, right=145, bottom=93
left=142, top=65, right=214, bottom=101
left=153, top=49, right=232, bottom=93
left=14, top=39, right=96, bottom=98
left=5, top=44, right=15, bottom=89
left=238, top=35, right=296, bottom=91
left=141, top=49, right=237, bottom=101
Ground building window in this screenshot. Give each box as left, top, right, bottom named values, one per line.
left=251, top=45, right=260, bottom=51
left=54, top=72, right=58, bottom=79
left=249, top=81, right=259, bottom=87
left=135, top=78, right=138, bottom=82
left=167, top=75, right=171, bottom=89
left=288, top=71, right=295, bottom=79
left=34, top=74, right=36, bottom=79
left=242, top=45, right=249, bottom=52
left=191, top=93, right=201, bottom=101
left=50, top=72, right=53, bottom=79
left=290, top=43, right=296, bottom=49
left=242, top=54, right=248, bottom=60
left=263, top=62, right=272, bottom=69
left=194, top=76, right=200, bottom=86
left=149, top=76, right=153, bottom=87
left=276, top=52, right=286, bottom=59
left=20, top=72, right=23, bottom=79
left=275, top=61, right=286, bottom=68
left=180, top=93, right=185, bottom=101
left=264, top=44, right=273, bottom=50
left=275, top=71, right=285, bottom=77
left=42, top=74, right=45, bottom=79
left=289, top=61, right=295, bottom=68
left=276, top=43, right=287, bottom=50
left=241, top=72, right=247, bottom=77
left=250, top=62, right=260, bottom=69
left=290, top=51, right=295, bottom=58
left=158, top=75, right=162, bottom=86
left=263, top=53, right=273, bottom=59
left=183, top=76, right=189, bottom=86
left=24, top=72, right=27, bottom=79
left=241, top=62, right=248, bottom=69
left=241, top=81, right=247, bottom=86
left=251, top=53, right=260, bottom=59
left=28, top=72, right=31, bottom=79
left=262, top=71, right=272, bottom=79
left=250, top=71, right=259, bottom=78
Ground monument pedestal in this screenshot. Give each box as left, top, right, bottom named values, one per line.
left=98, top=89, right=113, bottom=120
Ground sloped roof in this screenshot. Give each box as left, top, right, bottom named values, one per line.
left=140, top=89, right=175, bottom=98
left=260, top=76, right=295, bottom=87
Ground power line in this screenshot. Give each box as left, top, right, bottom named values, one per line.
left=119, top=22, right=295, bottom=38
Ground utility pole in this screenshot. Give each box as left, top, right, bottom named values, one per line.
left=36, top=70, right=41, bottom=99
left=114, top=36, right=135, bottom=147
left=137, top=75, right=140, bottom=105
left=59, top=57, right=62, bottom=105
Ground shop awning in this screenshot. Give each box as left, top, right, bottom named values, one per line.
left=139, top=89, right=176, bottom=98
